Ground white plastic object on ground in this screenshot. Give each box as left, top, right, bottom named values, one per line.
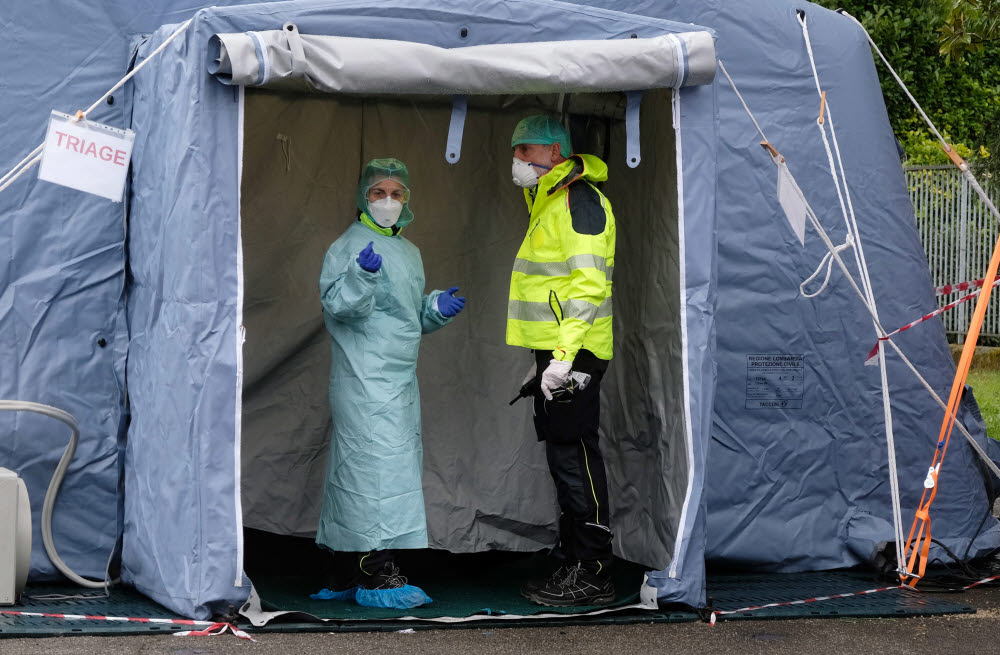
left=0, top=468, right=31, bottom=604
left=0, top=401, right=113, bottom=589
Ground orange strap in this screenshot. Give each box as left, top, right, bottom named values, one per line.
left=902, top=228, right=1000, bottom=587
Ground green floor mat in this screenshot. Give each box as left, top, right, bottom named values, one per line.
left=249, top=559, right=977, bottom=631
left=0, top=584, right=197, bottom=638
left=252, top=552, right=649, bottom=621
left=0, top=565, right=979, bottom=637
left=707, top=569, right=976, bottom=621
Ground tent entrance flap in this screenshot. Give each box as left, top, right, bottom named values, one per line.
left=208, top=29, right=716, bottom=94
left=238, top=88, right=686, bottom=571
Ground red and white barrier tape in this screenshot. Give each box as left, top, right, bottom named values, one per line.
left=0, top=610, right=254, bottom=641
left=963, top=573, right=1000, bottom=590
left=937, top=277, right=988, bottom=296
left=174, top=622, right=255, bottom=641
left=708, top=573, right=1000, bottom=624
left=866, top=278, right=1000, bottom=364
left=708, top=584, right=905, bottom=625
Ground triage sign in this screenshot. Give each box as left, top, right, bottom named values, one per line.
left=37, top=110, right=135, bottom=202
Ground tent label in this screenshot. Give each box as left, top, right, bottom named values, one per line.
left=745, top=354, right=803, bottom=409
left=37, top=110, right=135, bottom=202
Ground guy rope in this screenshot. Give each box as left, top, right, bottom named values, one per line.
left=841, top=10, right=1000, bottom=586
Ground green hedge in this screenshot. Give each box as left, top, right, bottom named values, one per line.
left=813, top=0, right=998, bottom=170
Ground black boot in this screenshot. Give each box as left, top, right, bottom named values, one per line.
left=520, top=564, right=575, bottom=599
left=521, top=515, right=577, bottom=598
left=361, top=561, right=409, bottom=590
left=324, top=551, right=365, bottom=591
left=527, top=561, right=615, bottom=607
left=328, top=550, right=402, bottom=590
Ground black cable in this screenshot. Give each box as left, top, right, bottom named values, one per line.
left=962, top=504, right=994, bottom=562
left=930, top=538, right=978, bottom=578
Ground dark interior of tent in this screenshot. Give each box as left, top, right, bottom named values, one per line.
left=237, top=86, right=690, bottom=615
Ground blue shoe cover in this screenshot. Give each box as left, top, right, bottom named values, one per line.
left=311, top=586, right=359, bottom=601
left=354, top=584, right=432, bottom=609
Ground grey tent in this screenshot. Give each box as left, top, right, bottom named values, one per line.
left=1, top=0, right=997, bottom=620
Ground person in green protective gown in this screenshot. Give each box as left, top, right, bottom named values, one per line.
left=316, top=158, right=465, bottom=603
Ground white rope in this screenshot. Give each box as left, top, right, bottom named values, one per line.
left=719, top=61, right=888, bottom=335
left=717, top=60, right=770, bottom=144
left=799, top=236, right=853, bottom=298
left=0, top=18, right=194, bottom=197
left=841, top=11, right=1000, bottom=226
left=963, top=170, right=1000, bottom=225
left=0, top=145, right=43, bottom=189
left=839, top=12, right=945, bottom=145
left=721, top=60, right=1000, bottom=566
left=800, top=12, right=907, bottom=574
left=0, top=154, right=43, bottom=195
left=800, top=17, right=862, bottom=290
left=884, top=337, right=1000, bottom=481
left=83, top=18, right=194, bottom=117
left=830, top=13, right=1000, bottom=480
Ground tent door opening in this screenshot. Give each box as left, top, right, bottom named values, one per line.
left=237, top=87, right=688, bottom=581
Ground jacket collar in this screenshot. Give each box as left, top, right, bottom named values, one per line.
left=359, top=212, right=399, bottom=236
left=541, top=156, right=585, bottom=196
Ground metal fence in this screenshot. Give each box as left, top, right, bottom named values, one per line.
left=907, top=165, right=998, bottom=338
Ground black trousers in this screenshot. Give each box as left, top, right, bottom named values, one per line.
left=532, top=349, right=613, bottom=575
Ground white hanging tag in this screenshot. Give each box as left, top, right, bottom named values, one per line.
left=776, top=159, right=807, bottom=246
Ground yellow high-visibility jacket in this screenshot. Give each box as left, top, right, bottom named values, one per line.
left=506, top=154, right=615, bottom=362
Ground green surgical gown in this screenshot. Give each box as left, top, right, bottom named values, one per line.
left=317, top=219, right=450, bottom=552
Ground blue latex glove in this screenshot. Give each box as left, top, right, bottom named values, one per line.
left=357, top=241, right=382, bottom=273
left=437, top=287, right=466, bottom=318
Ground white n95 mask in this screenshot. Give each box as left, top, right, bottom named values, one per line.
left=368, top=197, right=404, bottom=227
left=512, top=157, right=546, bottom=188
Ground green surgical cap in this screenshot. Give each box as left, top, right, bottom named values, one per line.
left=356, top=157, right=414, bottom=227
left=510, top=115, right=572, bottom=158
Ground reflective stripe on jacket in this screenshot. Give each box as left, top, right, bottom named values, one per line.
left=506, top=154, right=615, bottom=361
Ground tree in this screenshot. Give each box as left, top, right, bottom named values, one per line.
left=940, top=0, right=1000, bottom=179
left=939, top=0, right=1000, bottom=61
left=814, top=1, right=999, bottom=169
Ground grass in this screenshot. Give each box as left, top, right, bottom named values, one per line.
left=967, top=369, right=1000, bottom=440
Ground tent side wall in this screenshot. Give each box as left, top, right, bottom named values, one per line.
left=7, top=0, right=999, bottom=617
left=0, top=4, right=134, bottom=582
left=644, top=80, right=718, bottom=606
left=700, top=2, right=1000, bottom=570
left=126, top=12, right=249, bottom=619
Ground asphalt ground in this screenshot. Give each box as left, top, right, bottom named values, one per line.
left=2, top=584, right=1000, bottom=655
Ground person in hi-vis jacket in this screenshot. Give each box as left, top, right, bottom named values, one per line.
left=507, top=115, right=617, bottom=607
